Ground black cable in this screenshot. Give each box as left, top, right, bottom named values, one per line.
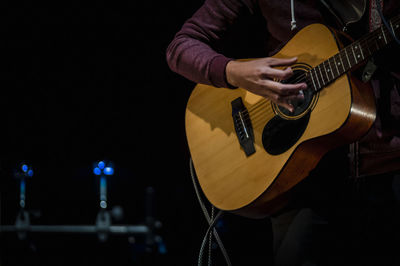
left=189, top=158, right=232, bottom=266
left=208, top=206, right=214, bottom=266
left=198, top=211, right=224, bottom=266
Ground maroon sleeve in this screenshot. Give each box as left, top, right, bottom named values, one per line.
left=166, top=0, right=256, bottom=88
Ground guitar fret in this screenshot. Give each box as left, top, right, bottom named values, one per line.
left=322, top=63, right=328, bottom=81
left=351, top=45, right=358, bottom=63
left=338, top=53, right=345, bottom=73
left=375, top=31, right=385, bottom=50
left=312, top=68, right=321, bottom=89
left=344, top=48, right=352, bottom=69
left=381, top=26, right=388, bottom=44
left=318, top=65, right=326, bottom=86
left=323, top=62, right=331, bottom=83
left=331, top=57, right=339, bottom=78
left=357, top=43, right=365, bottom=60
left=326, top=59, right=334, bottom=80
left=390, top=20, right=398, bottom=39
left=309, top=71, right=317, bottom=92
left=333, top=56, right=340, bottom=76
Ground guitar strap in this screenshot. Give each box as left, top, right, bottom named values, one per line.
left=349, top=0, right=383, bottom=179
left=361, top=0, right=382, bottom=82
left=369, top=0, right=383, bottom=31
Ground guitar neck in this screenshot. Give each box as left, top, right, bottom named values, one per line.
left=308, top=14, right=400, bottom=91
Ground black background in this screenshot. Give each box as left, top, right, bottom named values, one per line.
left=0, top=1, right=273, bottom=265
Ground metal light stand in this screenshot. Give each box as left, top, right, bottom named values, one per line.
left=0, top=161, right=165, bottom=254
left=14, top=163, right=33, bottom=240
left=94, top=160, right=113, bottom=242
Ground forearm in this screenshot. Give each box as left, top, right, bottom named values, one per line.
left=166, top=0, right=255, bottom=88
left=166, top=35, right=233, bottom=87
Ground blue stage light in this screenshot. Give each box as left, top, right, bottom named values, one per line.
left=104, top=167, right=114, bottom=176
left=27, top=169, right=34, bottom=177
left=98, top=161, right=105, bottom=170
left=93, top=167, right=101, bottom=176
left=21, top=164, right=28, bottom=173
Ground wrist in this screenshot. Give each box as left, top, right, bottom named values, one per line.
left=226, top=60, right=240, bottom=88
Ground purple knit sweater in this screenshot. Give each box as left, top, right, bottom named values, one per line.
left=166, top=0, right=400, bottom=176
left=166, top=0, right=327, bottom=88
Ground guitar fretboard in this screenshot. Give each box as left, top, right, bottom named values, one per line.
left=307, top=14, right=400, bottom=91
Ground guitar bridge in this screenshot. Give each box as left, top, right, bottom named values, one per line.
left=231, top=97, right=255, bottom=157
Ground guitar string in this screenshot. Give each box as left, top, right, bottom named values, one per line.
left=234, top=101, right=275, bottom=126
left=237, top=17, right=400, bottom=128
left=293, top=16, right=400, bottom=90
left=247, top=107, right=274, bottom=125
left=248, top=108, right=273, bottom=121
left=245, top=100, right=269, bottom=116
left=242, top=16, right=400, bottom=119
left=250, top=110, right=275, bottom=128
left=246, top=16, right=399, bottom=114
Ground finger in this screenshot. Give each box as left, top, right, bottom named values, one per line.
left=276, top=93, right=305, bottom=112
left=278, top=102, right=294, bottom=112
left=262, top=67, right=293, bottom=80
left=285, top=91, right=305, bottom=103
left=264, top=80, right=307, bottom=95
left=268, top=57, right=298, bottom=67
left=279, top=82, right=308, bottom=92
left=254, top=87, right=298, bottom=112
left=273, top=94, right=295, bottom=112
left=282, top=92, right=307, bottom=112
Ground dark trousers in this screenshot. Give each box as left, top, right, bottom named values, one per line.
left=271, top=174, right=400, bottom=266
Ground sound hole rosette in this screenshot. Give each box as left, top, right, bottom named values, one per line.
left=271, top=63, right=319, bottom=120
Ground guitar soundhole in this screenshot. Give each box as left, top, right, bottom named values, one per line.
left=262, top=113, right=310, bottom=155
left=273, top=66, right=317, bottom=119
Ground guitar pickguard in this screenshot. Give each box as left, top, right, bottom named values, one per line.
left=262, top=113, right=310, bottom=155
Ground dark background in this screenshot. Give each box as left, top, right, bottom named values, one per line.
left=0, top=1, right=273, bottom=265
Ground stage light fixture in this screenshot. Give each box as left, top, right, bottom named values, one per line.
left=93, top=160, right=115, bottom=209
left=21, top=164, right=28, bottom=173
left=16, top=162, right=34, bottom=209
left=98, top=161, right=105, bottom=170
left=104, top=167, right=114, bottom=176
left=93, top=167, right=101, bottom=176
left=17, top=163, right=34, bottom=179
left=27, top=169, right=34, bottom=177
left=93, top=161, right=114, bottom=176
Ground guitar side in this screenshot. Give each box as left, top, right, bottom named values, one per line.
left=185, top=24, right=376, bottom=218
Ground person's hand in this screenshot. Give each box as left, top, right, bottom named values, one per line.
left=226, top=57, right=307, bottom=112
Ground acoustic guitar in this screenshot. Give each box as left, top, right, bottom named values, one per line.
left=185, top=15, right=400, bottom=218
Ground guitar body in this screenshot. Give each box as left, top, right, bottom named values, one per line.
left=185, top=24, right=376, bottom=218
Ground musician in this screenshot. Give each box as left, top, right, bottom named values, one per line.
left=167, top=0, right=400, bottom=265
